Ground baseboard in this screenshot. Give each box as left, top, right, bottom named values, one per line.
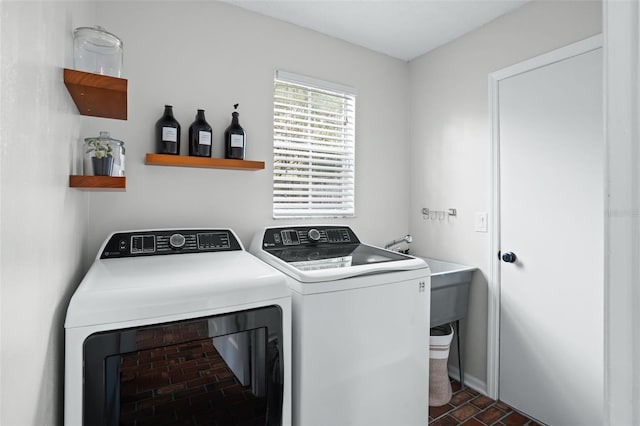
left=447, top=365, right=488, bottom=396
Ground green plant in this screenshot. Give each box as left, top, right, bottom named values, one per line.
left=86, top=139, right=113, bottom=159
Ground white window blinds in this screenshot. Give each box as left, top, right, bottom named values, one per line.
left=273, top=71, right=356, bottom=218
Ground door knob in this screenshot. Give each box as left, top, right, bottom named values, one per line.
left=501, top=252, right=517, bottom=263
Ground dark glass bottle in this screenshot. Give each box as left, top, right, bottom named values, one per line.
left=155, top=105, right=181, bottom=155
left=224, top=104, right=246, bottom=160
left=188, top=109, right=213, bottom=157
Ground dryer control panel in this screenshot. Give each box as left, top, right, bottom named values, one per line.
left=100, top=229, right=242, bottom=259
left=261, top=226, right=360, bottom=249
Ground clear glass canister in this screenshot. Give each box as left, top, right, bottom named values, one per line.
left=73, top=26, right=123, bottom=77
left=84, top=131, right=125, bottom=177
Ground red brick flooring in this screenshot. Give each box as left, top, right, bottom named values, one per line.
left=119, top=337, right=266, bottom=426
left=429, top=380, right=542, bottom=426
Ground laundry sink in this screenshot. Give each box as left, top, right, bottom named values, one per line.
left=420, top=257, right=476, bottom=327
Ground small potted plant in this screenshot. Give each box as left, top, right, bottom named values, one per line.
left=86, top=138, right=114, bottom=176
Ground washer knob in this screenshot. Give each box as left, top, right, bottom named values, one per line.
left=308, top=228, right=321, bottom=242
left=169, top=233, right=186, bottom=249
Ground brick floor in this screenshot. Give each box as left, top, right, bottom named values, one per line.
left=119, top=334, right=266, bottom=426
left=429, top=380, right=543, bottom=426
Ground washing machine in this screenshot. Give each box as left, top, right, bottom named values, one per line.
left=65, top=228, right=291, bottom=426
left=250, top=225, right=430, bottom=426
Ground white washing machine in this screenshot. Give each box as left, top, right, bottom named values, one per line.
left=250, top=225, right=430, bottom=426
left=65, top=229, right=291, bottom=426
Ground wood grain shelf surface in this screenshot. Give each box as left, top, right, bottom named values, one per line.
left=145, top=153, right=265, bottom=171
left=69, top=175, right=126, bottom=190
left=63, top=68, right=127, bottom=120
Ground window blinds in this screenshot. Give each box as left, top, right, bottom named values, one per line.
left=273, top=71, right=356, bottom=218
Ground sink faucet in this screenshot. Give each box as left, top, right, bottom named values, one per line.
left=384, top=234, right=413, bottom=250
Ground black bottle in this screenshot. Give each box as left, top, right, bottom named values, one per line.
left=155, top=105, right=181, bottom=155
left=188, top=109, right=213, bottom=157
left=224, top=104, right=246, bottom=160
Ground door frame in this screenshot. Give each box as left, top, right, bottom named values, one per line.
left=486, top=34, right=603, bottom=400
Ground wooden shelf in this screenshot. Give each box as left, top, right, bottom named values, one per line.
left=69, top=175, right=126, bottom=190
left=145, top=153, right=265, bottom=171
left=63, top=68, right=127, bottom=120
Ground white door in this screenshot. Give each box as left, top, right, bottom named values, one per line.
left=497, top=46, right=603, bottom=425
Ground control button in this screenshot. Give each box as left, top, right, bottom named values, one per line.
left=119, top=239, right=127, bottom=251
left=281, top=230, right=300, bottom=245
left=131, top=236, right=143, bottom=254
left=142, top=236, right=155, bottom=252
left=169, top=233, right=186, bottom=249
left=308, top=228, right=321, bottom=242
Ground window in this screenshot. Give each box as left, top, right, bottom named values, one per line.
left=273, top=71, right=356, bottom=218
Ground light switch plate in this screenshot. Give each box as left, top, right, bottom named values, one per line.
left=475, top=212, right=488, bottom=232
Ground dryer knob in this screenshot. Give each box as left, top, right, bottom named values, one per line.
left=169, top=233, right=186, bottom=249
left=308, top=228, right=321, bottom=242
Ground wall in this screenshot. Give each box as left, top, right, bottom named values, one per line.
left=603, top=0, right=640, bottom=423
left=408, top=0, right=602, bottom=389
left=0, top=1, right=93, bottom=424
left=83, top=1, right=410, bottom=262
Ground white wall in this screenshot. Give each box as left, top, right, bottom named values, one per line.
left=603, top=0, right=640, bottom=423
left=0, top=1, right=93, bottom=424
left=408, top=0, right=602, bottom=388
left=83, top=1, right=410, bottom=263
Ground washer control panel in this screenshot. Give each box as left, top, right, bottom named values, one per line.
left=100, top=229, right=242, bottom=259
left=262, top=226, right=359, bottom=249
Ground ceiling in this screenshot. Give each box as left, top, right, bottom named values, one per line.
left=222, top=0, right=529, bottom=61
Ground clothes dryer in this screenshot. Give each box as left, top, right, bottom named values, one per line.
left=65, top=229, right=291, bottom=426
left=250, top=225, right=430, bottom=426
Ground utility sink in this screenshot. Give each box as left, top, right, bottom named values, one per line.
left=420, top=257, right=476, bottom=327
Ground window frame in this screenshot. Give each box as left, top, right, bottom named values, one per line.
left=272, top=71, right=357, bottom=219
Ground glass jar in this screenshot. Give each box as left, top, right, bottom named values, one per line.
left=84, top=131, right=125, bottom=176
left=73, top=26, right=123, bottom=77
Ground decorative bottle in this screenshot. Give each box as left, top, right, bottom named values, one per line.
left=224, top=104, right=246, bottom=160
left=188, top=109, right=213, bottom=157
left=155, top=105, right=181, bottom=155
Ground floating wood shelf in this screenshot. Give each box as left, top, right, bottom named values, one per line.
left=69, top=175, right=126, bottom=190
left=63, top=68, right=127, bottom=120
left=145, top=153, right=265, bottom=171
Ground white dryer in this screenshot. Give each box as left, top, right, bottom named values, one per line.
left=65, top=229, right=291, bottom=426
left=250, top=225, right=430, bottom=426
